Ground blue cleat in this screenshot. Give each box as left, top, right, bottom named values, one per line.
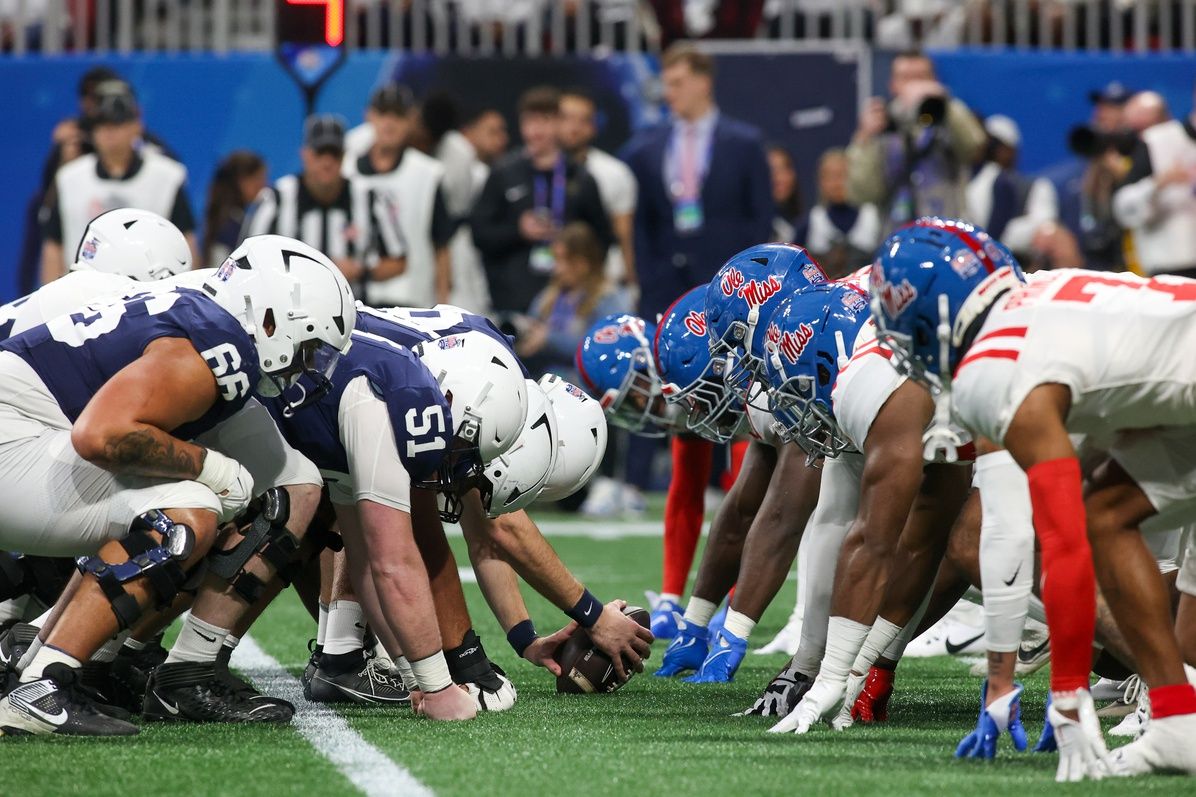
left=1034, top=691, right=1057, bottom=752
left=707, top=604, right=728, bottom=640
left=682, top=628, right=748, bottom=683
left=654, top=622, right=709, bottom=677
left=650, top=599, right=684, bottom=640
left=956, top=681, right=1028, bottom=759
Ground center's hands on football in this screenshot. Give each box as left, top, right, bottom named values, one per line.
left=588, top=599, right=654, bottom=680
left=521, top=622, right=580, bottom=676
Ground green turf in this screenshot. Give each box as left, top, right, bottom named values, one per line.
left=0, top=529, right=1187, bottom=796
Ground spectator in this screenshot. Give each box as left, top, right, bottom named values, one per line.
left=1114, top=87, right=1196, bottom=279
left=202, top=151, right=266, bottom=267
left=966, top=115, right=1057, bottom=258
left=517, top=222, right=628, bottom=379
left=461, top=107, right=509, bottom=167
left=39, top=81, right=197, bottom=284
left=243, top=114, right=405, bottom=295
left=1026, top=220, right=1084, bottom=272
left=766, top=143, right=802, bottom=242
left=794, top=148, right=880, bottom=279
left=559, top=87, right=639, bottom=293
left=847, top=50, right=986, bottom=232
left=345, top=84, right=454, bottom=308
left=620, top=42, right=772, bottom=321
left=471, top=86, right=613, bottom=319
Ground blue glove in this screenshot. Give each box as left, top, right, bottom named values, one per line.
left=1034, top=691, right=1057, bottom=753
left=649, top=599, right=684, bottom=640
left=654, top=621, right=708, bottom=677
left=682, top=627, right=748, bottom=684
left=955, top=681, right=1028, bottom=759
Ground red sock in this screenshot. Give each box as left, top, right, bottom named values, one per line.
left=1150, top=683, right=1196, bottom=719
left=720, top=440, right=748, bottom=491
left=1027, top=458, right=1096, bottom=694
left=661, top=436, right=714, bottom=597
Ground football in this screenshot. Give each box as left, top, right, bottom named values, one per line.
left=555, top=606, right=651, bottom=694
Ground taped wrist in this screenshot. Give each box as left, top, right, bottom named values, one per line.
left=566, top=588, right=603, bottom=628
left=411, top=651, right=453, bottom=693
left=197, top=449, right=239, bottom=494
left=506, top=620, right=538, bottom=658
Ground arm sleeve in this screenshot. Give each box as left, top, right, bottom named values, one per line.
left=169, top=182, right=196, bottom=233
left=469, top=169, right=526, bottom=256
left=338, top=376, right=413, bottom=512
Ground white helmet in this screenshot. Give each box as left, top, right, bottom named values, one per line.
left=412, top=331, right=528, bottom=464
left=536, top=374, right=607, bottom=502
left=205, top=235, right=356, bottom=411
left=72, top=208, right=191, bottom=281
left=482, top=380, right=559, bottom=518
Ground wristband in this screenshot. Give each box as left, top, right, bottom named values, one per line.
left=566, top=588, right=603, bottom=629
left=506, top=619, right=538, bottom=657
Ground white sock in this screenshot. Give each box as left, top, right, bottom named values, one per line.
left=820, top=617, right=871, bottom=682
left=324, top=600, right=366, bottom=655
left=851, top=618, right=902, bottom=674
left=410, top=651, right=453, bottom=692
left=28, top=607, right=51, bottom=630
left=659, top=593, right=681, bottom=606
left=683, top=597, right=717, bottom=628
left=17, top=637, right=43, bottom=674
left=20, top=645, right=81, bottom=682
left=90, top=631, right=130, bottom=663
left=883, top=592, right=930, bottom=663
left=315, top=601, right=330, bottom=647
left=224, top=634, right=240, bottom=651
left=0, top=597, right=29, bottom=626
left=123, top=637, right=147, bottom=652
left=165, top=615, right=230, bottom=664
left=722, top=608, right=756, bottom=640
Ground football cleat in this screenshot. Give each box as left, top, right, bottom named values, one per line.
left=214, top=645, right=294, bottom=714
left=301, top=639, right=322, bottom=701
left=955, top=681, right=1028, bottom=759
left=649, top=599, right=684, bottom=641
left=1049, top=689, right=1110, bottom=782
left=683, top=628, right=747, bottom=684
left=1104, top=710, right=1196, bottom=776
left=0, top=622, right=39, bottom=694
left=0, top=663, right=138, bottom=736
left=143, top=661, right=294, bottom=723
left=738, top=662, right=813, bottom=717
left=753, top=613, right=802, bottom=656
left=1015, top=627, right=1050, bottom=676
left=107, top=636, right=168, bottom=713
left=1109, top=687, right=1149, bottom=739
left=309, top=650, right=410, bottom=706
left=77, top=662, right=137, bottom=719
left=654, top=622, right=708, bottom=678
left=852, top=665, right=895, bottom=723
left=904, top=617, right=985, bottom=658
left=1095, top=674, right=1143, bottom=720
left=706, top=605, right=728, bottom=640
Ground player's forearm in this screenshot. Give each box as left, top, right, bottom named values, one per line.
left=483, top=510, right=585, bottom=611
left=372, top=256, right=407, bottom=281
left=71, top=421, right=205, bottom=480
left=469, top=552, right=530, bottom=632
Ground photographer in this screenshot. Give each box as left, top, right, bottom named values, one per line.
left=846, top=50, right=986, bottom=232
left=1114, top=88, right=1196, bottom=278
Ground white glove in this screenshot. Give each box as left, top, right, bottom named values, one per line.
left=1051, top=690, right=1110, bottom=783
left=466, top=672, right=518, bottom=712
left=197, top=449, right=254, bottom=523
left=769, top=673, right=847, bottom=734
left=830, top=671, right=867, bottom=731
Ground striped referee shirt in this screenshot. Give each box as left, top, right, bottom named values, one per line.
left=242, top=173, right=405, bottom=263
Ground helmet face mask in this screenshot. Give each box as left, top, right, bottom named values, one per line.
left=602, top=350, right=673, bottom=436
left=579, top=314, right=675, bottom=436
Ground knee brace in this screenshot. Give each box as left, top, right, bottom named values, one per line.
left=208, top=487, right=300, bottom=604
left=75, top=510, right=195, bottom=629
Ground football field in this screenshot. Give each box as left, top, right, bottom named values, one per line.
left=0, top=511, right=1182, bottom=796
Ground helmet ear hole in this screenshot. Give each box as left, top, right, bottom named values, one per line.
left=817, top=364, right=831, bottom=387
left=263, top=308, right=277, bottom=337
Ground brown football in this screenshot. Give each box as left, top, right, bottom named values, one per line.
left=555, top=605, right=650, bottom=694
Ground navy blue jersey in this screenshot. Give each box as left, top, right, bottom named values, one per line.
left=357, top=305, right=529, bottom=377
left=0, top=289, right=258, bottom=439
left=267, top=331, right=451, bottom=484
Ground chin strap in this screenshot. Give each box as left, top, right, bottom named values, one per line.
left=922, top=294, right=963, bottom=463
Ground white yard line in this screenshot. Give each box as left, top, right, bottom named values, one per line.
left=232, top=636, right=434, bottom=797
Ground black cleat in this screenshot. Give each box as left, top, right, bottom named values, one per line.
left=0, top=623, right=39, bottom=695
left=107, top=638, right=168, bottom=716
left=143, top=661, right=293, bottom=723
left=77, top=662, right=135, bottom=720
left=214, top=645, right=294, bottom=713
left=301, top=639, right=322, bottom=701
left=309, top=649, right=409, bottom=705
left=0, top=663, right=138, bottom=736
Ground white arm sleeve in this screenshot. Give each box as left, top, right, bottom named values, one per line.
left=338, top=375, right=413, bottom=512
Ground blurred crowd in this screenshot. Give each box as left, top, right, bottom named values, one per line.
left=20, top=43, right=1196, bottom=513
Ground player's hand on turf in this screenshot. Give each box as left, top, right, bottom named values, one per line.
left=655, top=618, right=707, bottom=678
left=1033, top=691, right=1057, bottom=753
left=590, top=599, right=653, bottom=681
left=1049, top=690, right=1109, bottom=782
left=417, top=684, right=477, bottom=721
left=955, top=682, right=1028, bottom=759
left=522, top=622, right=579, bottom=676
left=768, top=673, right=847, bottom=734
left=739, top=661, right=812, bottom=717
left=830, top=671, right=866, bottom=731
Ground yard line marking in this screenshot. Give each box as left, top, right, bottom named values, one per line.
left=233, top=636, right=434, bottom=797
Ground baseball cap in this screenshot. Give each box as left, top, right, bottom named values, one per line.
left=92, top=81, right=140, bottom=125
left=985, top=114, right=1021, bottom=149
left=304, top=114, right=346, bottom=153
left=369, top=83, right=414, bottom=116
left=1089, top=81, right=1131, bottom=105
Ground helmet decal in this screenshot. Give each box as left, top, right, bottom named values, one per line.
left=719, top=267, right=745, bottom=296
left=877, top=278, right=918, bottom=319
left=683, top=309, right=707, bottom=336
left=738, top=275, right=784, bottom=308
left=768, top=320, right=815, bottom=364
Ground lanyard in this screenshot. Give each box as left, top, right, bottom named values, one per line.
left=533, top=155, right=568, bottom=226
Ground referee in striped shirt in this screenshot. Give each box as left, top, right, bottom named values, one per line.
left=243, top=115, right=405, bottom=301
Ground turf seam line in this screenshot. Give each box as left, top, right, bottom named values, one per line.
left=233, top=635, right=434, bottom=797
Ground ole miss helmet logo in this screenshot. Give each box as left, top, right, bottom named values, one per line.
left=877, top=279, right=918, bottom=319
left=767, top=321, right=815, bottom=364
left=592, top=318, right=644, bottom=345
left=720, top=267, right=746, bottom=296
left=738, top=275, right=783, bottom=308
left=683, top=310, right=707, bottom=337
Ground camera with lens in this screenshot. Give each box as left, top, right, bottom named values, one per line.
left=1068, top=125, right=1137, bottom=158
left=886, top=95, right=948, bottom=132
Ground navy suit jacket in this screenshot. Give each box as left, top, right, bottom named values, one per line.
left=621, top=115, right=773, bottom=319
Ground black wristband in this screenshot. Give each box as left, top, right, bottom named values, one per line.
left=506, top=619, right=538, bottom=657
left=566, top=588, right=603, bottom=629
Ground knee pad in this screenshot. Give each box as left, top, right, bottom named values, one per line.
left=208, top=487, right=300, bottom=604
left=76, top=510, right=194, bottom=629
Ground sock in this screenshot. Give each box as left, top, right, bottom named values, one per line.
left=122, top=637, right=148, bottom=652
left=17, top=637, right=43, bottom=674
left=0, top=597, right=29, bottom=626
left=662, top=436, right=714, bottom=596
left=882, top=614, right=922, bottom=662
left=1150, top=683, right=1196, bottom=719
left=852, top=618, right=902, bottom=673
left=410, top=651, right=453, bottom=693
left=683, top=597, right=717, bottom=628
left=323, top=600, right=366, bottom=655
left=20, top=645, right=82, bottom=682
left=165, top=615, right=230, bottom=664
left=722, top=608, right=756, bottom=640
left=28, top=607, right=51, bottom=630
left=90, top=631, right=130, bottom=663
left=224, top=634, right=240, bottom=651
left=820, top=617, right=871, bottom=682
left=315, top=601, right=330, bottom=647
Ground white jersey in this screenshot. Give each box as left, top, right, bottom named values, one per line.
left=0, top=271, right=135, bottom=340
left=953, top=269, right=1196, bottom=444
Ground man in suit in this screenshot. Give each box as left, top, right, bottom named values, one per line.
left=619, top=42, right=772, bottom=638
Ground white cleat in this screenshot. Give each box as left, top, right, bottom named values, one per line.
left=1050, top=690, right=1110, bottom=782
left=753, top=613, right=803, bottom=656
left=768, top=674, right=847, bottom=734
left=1105, top=711, right=1196, bottom=776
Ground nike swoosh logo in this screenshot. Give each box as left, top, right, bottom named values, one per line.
left=1018, top=639, right=1049, bottom=663
left=27, top=704, right=68, bottom=725
left=582, top=607, right=593, bottom=618
left=194, top=630, right=217, bottom=643
left=944, top=631, right=984, bottom=655
left=154, top=691, right=181, bottom=715
left=1003, top=563, right=1022, bottom=586
left=704, top=648, right=734, bottom=667
left=353, top=623, right=366, bottom=631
